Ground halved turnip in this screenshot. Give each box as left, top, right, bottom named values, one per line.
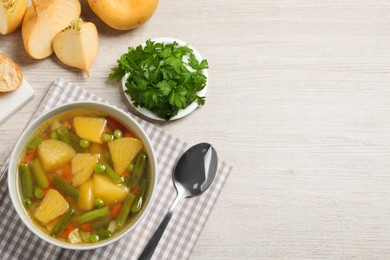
left=0, top=0, right=27, bottom=35
left=53, top=19, right=99, bottom=77
left=87, top=0, right=158, bottom=30
left=22, top=0, right=81, bottom=59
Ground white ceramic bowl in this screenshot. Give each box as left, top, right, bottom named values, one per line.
left=8, top=101, right=158, bottom=250
left=122, top=37, right=208, bottom=121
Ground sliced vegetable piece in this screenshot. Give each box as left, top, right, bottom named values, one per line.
left=73, top=116, right=106, bottom=143
left=31, top=158, right=49, bottom=189
left=53, top=175, right=80, bottom=200
left=116, top=193, right=136, bottom=227
left=108, top=137, right=143, bottom=176
left=68, top=228, right=82, bottom=244
left=19, top=164, right=33, bottom=198
left=71, top=153, right=99, bottom=187
left=78, top=206, right=109, bottom=224
left=128, top=153, right=147, bottom=188
left=34, top=189, right=69, bottom=224
left=77, top=178, right=94, bottom=211
left=107, top=220, right=119, bottom=233
left=53, top=18, right=99, bottom=77
left=79, top=231, right=91, bottom=242
left=37, top=139, right=76, bottom=171
left=51, top=208, right=75, bottom=237
left=93, top=174, right=128, bottom=205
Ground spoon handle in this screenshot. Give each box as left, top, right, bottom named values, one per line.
left=138, top=195, right=183, bottom=260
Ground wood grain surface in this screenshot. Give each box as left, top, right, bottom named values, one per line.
left=2, top=0, right=390, bottom=259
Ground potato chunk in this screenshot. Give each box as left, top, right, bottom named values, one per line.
left=93, top=174, right=128, bottom=205
left=38, top=139, right=76, bottom=171
left=34, top=189, right=69, bottom=224
left=108, top=137, right=143, bottom=175
left=71, top=153, right=99, bottom=187
left=73, top=117, right=106, bottom=143
left=77, top=178, right=94, bottom=211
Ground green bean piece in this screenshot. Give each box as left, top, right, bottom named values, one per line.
left=127, top=163, right=134, bottom=173
left=56, top=127, right=71, bottom=145
left=27, top=135, right=43, bottom=151
left=34, top=187, right=44, bottom=199
left=128, top=153, right=147, bottom=188
left=31, top=158, right=49, bottom=189
left=102, top=162, right=122, bottom=184
left=69, top=131, right=86, bottom=152
left=51, top=208, right=75, bottom=237
left=52, top=175, right=80, bottom=200
left=131, top=178, right=147, bottom=213
left=116, top=193, right=136, bottom=227
left=19, top=164, right=33, bottom=198
left=78, top=207, right=109, bottom=224
left=91, top=216, right=110, bottom=229
left=97, top=229, right=112, bottom=239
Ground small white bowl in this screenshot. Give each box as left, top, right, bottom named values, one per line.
left=8, top=101, right=158, bottom=250
left=122, top=37, right=208, bottom=121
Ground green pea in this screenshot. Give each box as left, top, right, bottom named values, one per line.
left=95, top=164, right=106, bottom=174
left=34, top=187, right=44, bottom=199
left=80, top=139, right=89, bottom=148
left=23, top=198, right=32, bottom=208
left=114, top=129, right=123, bottom=139
left=102, top=133, right=113, bottom=143
left=90, top=234, right=100, bottom=243
left=95, top=198, right=104, bottom=208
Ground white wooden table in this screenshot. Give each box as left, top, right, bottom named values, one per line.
left=2, top=0, right=390, bottom=258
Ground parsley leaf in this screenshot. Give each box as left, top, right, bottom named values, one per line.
left=109, top=40, right=208, bottom=121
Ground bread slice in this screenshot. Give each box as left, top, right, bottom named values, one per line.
left=0, top=53, right=23, bottom=92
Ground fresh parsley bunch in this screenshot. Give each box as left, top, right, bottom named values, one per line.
left=109, top=40, right=209, bottom=121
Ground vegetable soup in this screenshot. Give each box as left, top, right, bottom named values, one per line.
left=17, top=109, right=150, bottom=244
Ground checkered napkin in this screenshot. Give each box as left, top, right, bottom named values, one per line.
left=0, top=79, right=232, bottom=260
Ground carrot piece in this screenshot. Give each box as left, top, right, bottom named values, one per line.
left=111, top=203, right=122, bottom=218
left=124, top=132, right=135, bottom=138
left=80, top=222, right=92, bottom=232
left=61, top=223, right=74, bottom=238
left=43, top=186, right=51, bottom=195
left=23, top=151, right=37, bottom=163
left=107, top=116, right=126, bottom=132
left=43, top=132, right=50, bottom=140
left=131, top=184, right=140, bottom=195
left=62, top=163, right=72, bottom=184
left=122, top=169, right=130, bottom=177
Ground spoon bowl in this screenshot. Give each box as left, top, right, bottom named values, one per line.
left=138, top=143, right=218, bottom=260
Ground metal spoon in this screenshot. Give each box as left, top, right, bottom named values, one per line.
left=138, top=143, right=218, bottom=260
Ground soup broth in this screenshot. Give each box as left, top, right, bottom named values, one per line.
left=17, top=109, right=149, bottom=244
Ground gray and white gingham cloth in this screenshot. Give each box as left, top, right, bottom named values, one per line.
left=0, top=79, right=232, bottom=260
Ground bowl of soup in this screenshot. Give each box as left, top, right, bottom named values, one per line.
left=8, top=102, right=157, bottom=250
